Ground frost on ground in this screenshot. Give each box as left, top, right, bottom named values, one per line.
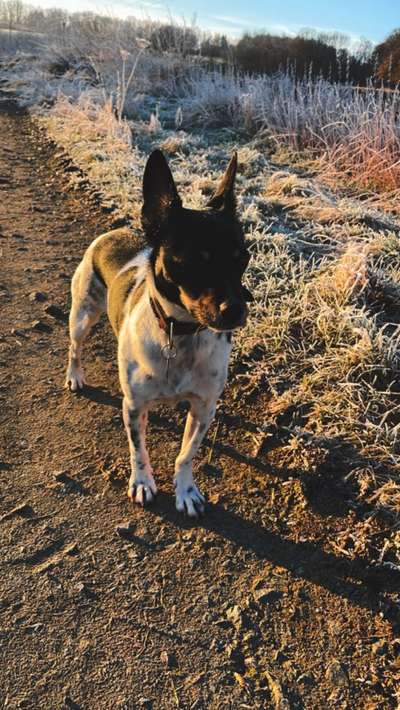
left=2, top=44, right=400, bottom=566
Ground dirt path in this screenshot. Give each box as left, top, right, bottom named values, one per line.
left=0, top=98, right=399, bottom=710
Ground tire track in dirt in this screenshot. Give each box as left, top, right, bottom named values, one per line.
left=0, top=97, right=399, bottom=710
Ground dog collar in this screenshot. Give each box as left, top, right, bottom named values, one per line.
left=149, top=296, right=206, bottom=336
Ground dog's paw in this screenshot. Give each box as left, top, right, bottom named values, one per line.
left=127, top=474, right=157, bottom=507
left=65, top=366, right=85, bottom=392
left=175, top=484, right=205, bottom=517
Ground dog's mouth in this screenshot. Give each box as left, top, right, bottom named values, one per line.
left=189, top=307, right=248, bottom=333
left=209, top=319, right=247, bottom=333
left=211, top=322, right=246, bottom=332
left=178, top=287, right=249, bottom=332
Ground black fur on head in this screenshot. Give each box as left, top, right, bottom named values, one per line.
left=141, top=149, right=253, bottom=332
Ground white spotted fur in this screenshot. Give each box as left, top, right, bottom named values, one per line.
left=66, top=236, right=232, bottom=516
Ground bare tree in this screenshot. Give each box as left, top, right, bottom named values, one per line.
left=2, top=0, right=24, bottom=34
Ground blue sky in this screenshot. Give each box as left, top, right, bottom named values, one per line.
left=35, top=0, right=399, bottom=43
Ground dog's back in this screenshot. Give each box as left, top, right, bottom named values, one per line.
left=92, top=228, right=149, bottom=336
left=65, top=227, right=148, bottom=389
left=92, top=227, right=144, bottom=288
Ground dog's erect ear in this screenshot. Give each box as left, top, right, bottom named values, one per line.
left=208, top=152, right=237, bottom=213
left=141, top=149, right=182, bottom=241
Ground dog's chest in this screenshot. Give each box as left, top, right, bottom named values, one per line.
left=121, top=320, right=231, bottom=406
left=162, top=335, right=228, bottom=395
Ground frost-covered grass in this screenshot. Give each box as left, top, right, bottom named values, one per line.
left=44, top=94, right=144, bottom=222
left=177, top=71, right=400, bottom=199
left=4, top=43, right=400, bottom=203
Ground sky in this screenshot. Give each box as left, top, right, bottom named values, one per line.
left=33, top=0, right=399, bottom=44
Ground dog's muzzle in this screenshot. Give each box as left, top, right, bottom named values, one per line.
left=218, top=300, right=248, bottom=330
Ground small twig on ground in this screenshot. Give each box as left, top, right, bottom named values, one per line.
left=0, top=502, right=32, bottom=522
left=137, top=629, right=151, bottom=659
left=32, top=542, right=78, bottom=574
left=207, top=420, right=220, bottom=465
left=170, top=675, right=180, bottom=707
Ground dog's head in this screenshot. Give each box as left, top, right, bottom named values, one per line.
left=141, top=149, right=252, bottom=332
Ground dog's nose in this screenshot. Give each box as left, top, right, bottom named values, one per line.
left=219, top=301, right=246, bottom=326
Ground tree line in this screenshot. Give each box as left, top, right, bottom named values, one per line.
left=1, top=0, right=400, bottom=86
left=202, top=29, right=400, bottom=86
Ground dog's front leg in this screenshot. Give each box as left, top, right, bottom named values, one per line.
left=123, top=397, right=157, bottom=506
left=174, top=401, right=215, bottom=516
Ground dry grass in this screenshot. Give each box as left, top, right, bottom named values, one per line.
left=41, top=94, right=144, bottom=224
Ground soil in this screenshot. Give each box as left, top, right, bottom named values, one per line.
left=0, top=97, right=399, bottom=710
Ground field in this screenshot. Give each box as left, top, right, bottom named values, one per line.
left=1, top=16, right=400, bottom=710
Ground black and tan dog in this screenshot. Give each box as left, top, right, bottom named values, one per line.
left=65, top=150, right=251, bottom=516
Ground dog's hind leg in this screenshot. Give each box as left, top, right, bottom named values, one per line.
left=65, top=258, right=107, bottom=392
left=174, top=401, right=215, bottom=516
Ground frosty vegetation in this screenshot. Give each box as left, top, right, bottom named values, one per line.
left=1, top=4, right=400, bottom=556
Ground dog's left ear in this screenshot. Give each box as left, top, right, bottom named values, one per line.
left=142, top=149, right=182, bottom=242
left=208, top=152, right=237, bottom=213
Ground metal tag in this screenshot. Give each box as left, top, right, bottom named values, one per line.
left=161, top=343, right=177, bottom=360
left=162, top=321, right=176, bottom=380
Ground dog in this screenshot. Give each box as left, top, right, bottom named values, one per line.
left=65, top=149, right=252, bottom=516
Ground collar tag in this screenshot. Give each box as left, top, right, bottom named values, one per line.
left=162, top=321, right=177, bottom=380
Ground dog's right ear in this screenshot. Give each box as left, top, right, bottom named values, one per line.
left=141, top=149, right=182, bottom=243
left=208, top=152, right=237, bottom=213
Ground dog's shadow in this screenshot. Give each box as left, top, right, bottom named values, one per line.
left=76, top=385, right=400, bottom=625
left=76, top=384, right=122, bottom=409
left=150, top=491, right=400, bottom=626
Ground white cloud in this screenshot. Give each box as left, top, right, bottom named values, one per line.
left=32, top=0, right=170, bottom=21
left=211, top=15, right=257, bottom=28
left=208, top=14, right=296, bottom=37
